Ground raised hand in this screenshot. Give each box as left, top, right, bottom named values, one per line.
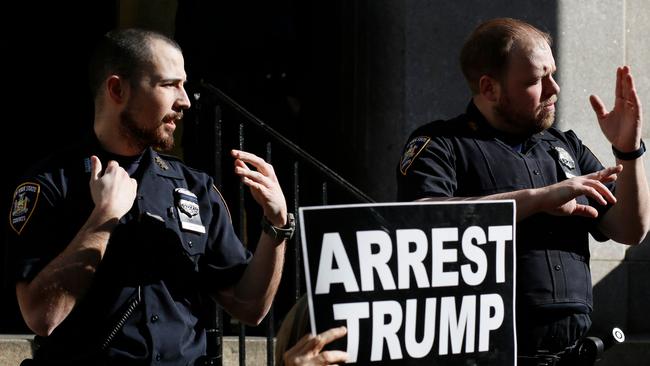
left=589, top=66, right=643, bottom=152
left=89, top=156, right=137, bottom=220
left=283, top=326, right=349, bottom=366
left=540, top=165, right=621, bottom=218
left=231, top=149, right=288, bottom=226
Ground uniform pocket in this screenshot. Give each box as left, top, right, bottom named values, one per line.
left=179, top=230, right=207, bottom=257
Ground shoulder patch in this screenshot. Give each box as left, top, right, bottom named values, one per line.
left=399, top=136, right=431, bottom=175
left=9, top=182, right=41, bottom=235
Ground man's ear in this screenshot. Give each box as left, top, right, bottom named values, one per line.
left=106, top=75, right=128, bottom=104
left=478, top=75, right=501, bottom=103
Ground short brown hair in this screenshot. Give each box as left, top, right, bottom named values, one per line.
left=88, top=28, right=182, bottom=99
left=460, top=18, right=552, bottom=94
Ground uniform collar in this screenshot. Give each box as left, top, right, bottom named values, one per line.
left=80, top=132, right=183, bottom=179
left=465, top=101, right=555, bottom=146
left=147, top=149, right=183, bottom=179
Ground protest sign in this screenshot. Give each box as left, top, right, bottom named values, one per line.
left=300, top=201, right=516, bottom=365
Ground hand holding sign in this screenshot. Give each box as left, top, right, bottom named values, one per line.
left=283, top=326, right=349, bottom=366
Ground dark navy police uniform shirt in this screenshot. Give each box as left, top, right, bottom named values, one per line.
left=397, top=102, right=613, bottom=320
left=8, top=134, right=252, bottom=365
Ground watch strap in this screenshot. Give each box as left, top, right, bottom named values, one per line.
left=261, top=213, right=295, bottom=241
left=612, top=140, right=646, bottom=160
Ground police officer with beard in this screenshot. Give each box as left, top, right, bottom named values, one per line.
left=8, top=29, right=294, bottom=365
left=397, top=18, right=649, bottom=364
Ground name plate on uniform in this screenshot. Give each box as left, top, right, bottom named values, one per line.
left=174, top=188, right=206, bottom=234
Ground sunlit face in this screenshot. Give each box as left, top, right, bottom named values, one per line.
left=493, top=38, right=560, bottom=135
left=119, top=39, right=191, bottom=152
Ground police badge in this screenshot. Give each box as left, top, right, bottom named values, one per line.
left=174, top=188, right=205, bottom=234
left=551, top=146, right=577, bottom=179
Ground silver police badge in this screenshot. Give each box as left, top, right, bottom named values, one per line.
left=552, top=146, right=577, bottom=178
left=174, top=188, right=205, bottom=234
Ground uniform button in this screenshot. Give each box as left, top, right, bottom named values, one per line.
left=554, top=265, right=561, bottom=271
left=155, top=353, right=162, bottom=361
left=188, top=240, right=193, bottom=248
left=533, top=170, right=540, bottom=175
left=151, top=314, right=159, bottom=323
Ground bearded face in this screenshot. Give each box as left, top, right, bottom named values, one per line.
left=490, top=38, right=560, bottom=136
left=119, top=98, right=182, bottom=152
left=494, top=87, right=557, bottom=135
left=115, top=39, right=191, bottom=154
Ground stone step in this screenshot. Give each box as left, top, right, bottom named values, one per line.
left=0, top=335, right=33, bottom=366
left=2, top=334, right=648, bottom=365
left=0, top=335, right=271, bottom=366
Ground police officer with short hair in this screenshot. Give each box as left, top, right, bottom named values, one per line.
left=397, top=18, right=649, bottom=364
left=8, top=29, right=294, bottom=365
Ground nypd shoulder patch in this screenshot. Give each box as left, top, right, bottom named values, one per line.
left=9, top=182, right=41, bottom=235
left=399, top=136, right=431, bottom=175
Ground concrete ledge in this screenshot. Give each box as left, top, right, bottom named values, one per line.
left=0, top=335, right=270, bottom=366
left=3, top=333, right=645, bottom=365
left=223, top=336, right=271, bottom=365
left=0, top=334, right=33, bottom=366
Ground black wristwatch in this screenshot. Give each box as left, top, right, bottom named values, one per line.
left=261, top=213, right=295, bottom=241
left=612, top=140, right=646, bottom=160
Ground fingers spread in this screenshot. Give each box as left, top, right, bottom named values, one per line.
left=572, top=204, right=599, bottom=218
left=231, top=149, right=271, bottom=176
left=615, top=66, right=624, bottom=99
left=237, top=168, right=272, bottom=188
left=318, top=326, right=348, bottom=345
left=583, top=180, right=616, bottom=205
left=318, top=350, right=349, bottom=364
left=589, top=95, right=607, bottom=119
left=625, top=71, right=642, bottom=109
left=234, top=158, right=249, bottom=170
left=588, top=165, right=622, bottom=182
left=290, top=334, right=319, bottom=356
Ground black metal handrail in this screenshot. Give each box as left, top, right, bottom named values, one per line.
left=198, top=80, right=375, bottom=204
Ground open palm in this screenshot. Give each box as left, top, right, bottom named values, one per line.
left=589, top=66, right=643, bottom=152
